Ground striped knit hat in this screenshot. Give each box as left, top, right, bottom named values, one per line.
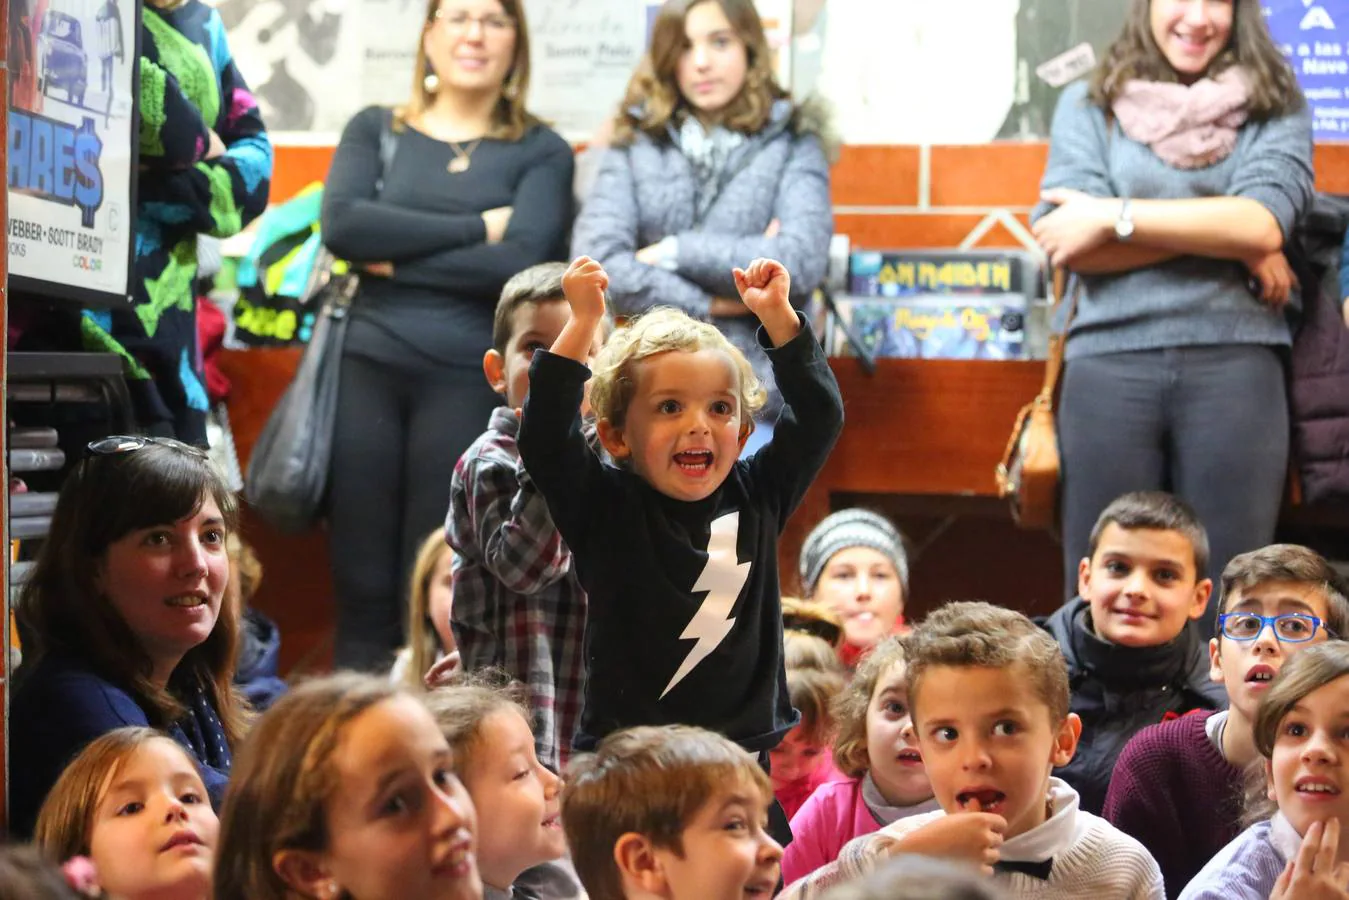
left=799, top=509, right=909, bottom=598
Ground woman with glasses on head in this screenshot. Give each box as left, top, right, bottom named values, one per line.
left=9, top=436, right=245, bottom=838
left=320, top=0, right=573, bottom=673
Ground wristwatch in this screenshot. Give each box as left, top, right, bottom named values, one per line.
left=1115, top=198, right=1135, bottom=242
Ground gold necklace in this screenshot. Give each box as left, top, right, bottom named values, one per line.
left=447, top=139, right=482, bottom=174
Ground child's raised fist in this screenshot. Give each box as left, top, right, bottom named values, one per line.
left=562, top=256, right=609, bottom=322
left=732, top=258, right=792, bottom=318
left=885, top=808, right=1008, bottom=876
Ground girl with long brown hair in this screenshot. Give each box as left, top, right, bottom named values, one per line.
left=1032, top=0, right=1314, bottom=623
left=320, top=0, right=573, bottom=671
left=571, top=0, right=834, bottom=454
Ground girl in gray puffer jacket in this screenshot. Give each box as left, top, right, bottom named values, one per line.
left=572, top=0, right=835, bottom=450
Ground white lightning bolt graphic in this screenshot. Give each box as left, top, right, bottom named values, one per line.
left=660, top=511, right=750, bottom=699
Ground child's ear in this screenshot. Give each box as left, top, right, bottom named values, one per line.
left=1208, top=635, right=1225, bottom=684
left=273, top=849, right=331, bottom=900
left=1189, top=579, right=1215, bottom=621
left=597, top=418, right=631, bottom=460
left=1051, top=713, right=1082, bottom=768
left=1076, top=557, right=1092, bottom=600
left=483, top=349, right=508, bottom=397
left=738, top=418, right=755, bottom=450
left=614, top=832, right=669, bottom=896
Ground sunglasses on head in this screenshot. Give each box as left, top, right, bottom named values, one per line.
left=86, top=435, right=209, bottom=459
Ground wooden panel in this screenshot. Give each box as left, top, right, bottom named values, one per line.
left=272, top=145, right=337, bottom=205
left=929, top=143, right=1048, bottom=208
left=217, top=349, right=334, bottom=676
left=830, top=146, right=920, bottom=207
left=834, top=212, right=1033, bottom=250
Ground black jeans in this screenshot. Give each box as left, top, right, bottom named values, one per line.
left=327, top=349, right=499, bottom=671
left=1058, top=344, right=1289, bottom=637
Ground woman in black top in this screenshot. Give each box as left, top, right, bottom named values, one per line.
left=321, top=0, right=574, bottom=671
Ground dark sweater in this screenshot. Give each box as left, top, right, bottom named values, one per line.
left=1038, top=599, right=1227, bottom=815
left=9, top=651, right=232, bottom=838
left=517, top=317, right=844, bottom=752
left=1103, top=710, right=1245, bottom=899
left=321, top=106, right=574, bottom=367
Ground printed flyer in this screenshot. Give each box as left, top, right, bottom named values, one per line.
left=8, top=0, right=137, bottom=303
left=1264, top=0, right=1349, bottom=140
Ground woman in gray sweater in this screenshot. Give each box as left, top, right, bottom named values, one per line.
left=571, top=0, right=834, bottom=452
left=1031, top=0, right=1314, bottom=626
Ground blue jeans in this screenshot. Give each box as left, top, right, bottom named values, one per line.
left=1058, top=344, right=1289, bottom=636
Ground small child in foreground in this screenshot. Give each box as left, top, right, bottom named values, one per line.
left=561, top=724, right=783, bottom=900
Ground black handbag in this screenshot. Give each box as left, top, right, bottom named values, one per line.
left=243, top=110, right=398, bottom=532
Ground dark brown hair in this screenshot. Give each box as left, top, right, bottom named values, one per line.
left=400, top=0, right=540, bottom=141
left=612, top=0, right=788, bottom=144
left=562, top=725, right=771, bottom=900
left=213, top=674, right=406, bottom=900
left=831, top=636, right=907, bottom=777
left=1218, top=544, right=1349, bottom=637
left=17, top=441, right=247, bottom=746
left=906, top=602, right=1070, bottom=726
left=491, top=262, right=568, bottom=353
left=1089, top=0, right=1302, bottom=119
left=1086, top=490, right=1210, bottom=575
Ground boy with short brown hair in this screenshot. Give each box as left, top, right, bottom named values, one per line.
left=562, top=724, right=783, bottom=900
left=1039, top=490, right=1226, bottom=813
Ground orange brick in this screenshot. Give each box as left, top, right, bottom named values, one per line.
left=830, top=146, right=921, bottom=207
left=1315, top=144, right=1349, bottom=194
left=834, top=212, right=1034, bottom=250
left=929, top=143, right=1048, bottom=207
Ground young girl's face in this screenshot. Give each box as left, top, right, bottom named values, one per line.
left=1268, top=674, right=1349, bottom=840
left=768, top=725, right=827, bottom=790
left=96, top=493, right=229, bottom=681
left=458, top=708, right=565, bottom=890
left=428, top=548, right=456, bottom=654
left=89, top=738, right=219, bottom=900
left=675, top=0, right=749, bottom=118
left=865, top=662, right=932, bottom=807
left=320, top=695, right=480, bottom=900
left=1149, top=0, right=1233, bottom=83
left=816, top=547, right=904, bottom=652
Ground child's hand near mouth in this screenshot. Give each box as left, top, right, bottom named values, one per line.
left=880, top=796, right=1007, bottom=875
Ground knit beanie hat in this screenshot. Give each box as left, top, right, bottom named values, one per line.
left=799, top=509, right=909, bottom=598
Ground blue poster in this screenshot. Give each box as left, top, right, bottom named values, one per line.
left=1264, top=0, right=1349, bottom=140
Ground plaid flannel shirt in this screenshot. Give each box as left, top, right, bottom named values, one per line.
left=446, top=407, right=586, bottom=771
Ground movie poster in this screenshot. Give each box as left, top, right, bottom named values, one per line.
left=7, top=0, right=137, bottom=303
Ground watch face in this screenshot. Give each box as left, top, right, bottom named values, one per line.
left=1116, top=218, right=1135, bottom=240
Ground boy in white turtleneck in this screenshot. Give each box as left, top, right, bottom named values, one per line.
left=783, top=601, right=1164, bottom=900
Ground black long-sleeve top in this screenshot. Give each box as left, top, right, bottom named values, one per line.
left=321, top=105, right=575, bottom=365
left=517, top=318, right=845, bottom=753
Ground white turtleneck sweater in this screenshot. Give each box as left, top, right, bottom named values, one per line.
left=780, top=778, right=1164, bottom=900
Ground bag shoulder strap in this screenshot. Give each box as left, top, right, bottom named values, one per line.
left=1039, top=268, right=1081, bottom=403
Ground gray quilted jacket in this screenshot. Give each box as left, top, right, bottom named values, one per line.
left=572, top=99, right=834, bottom=416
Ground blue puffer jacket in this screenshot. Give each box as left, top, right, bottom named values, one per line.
left=235, top=608, right=287, bottom=711
left=572, top=99, right=835, bottom=417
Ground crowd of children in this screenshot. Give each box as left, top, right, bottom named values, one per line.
left=10, top=244, right=1349, bottom=900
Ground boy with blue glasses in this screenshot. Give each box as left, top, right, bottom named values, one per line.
left=1104, top=544, right=1349, bottom=897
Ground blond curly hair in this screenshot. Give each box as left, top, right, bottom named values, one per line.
left=588, top=307, right=766, bottom=429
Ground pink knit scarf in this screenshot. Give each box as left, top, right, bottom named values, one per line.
left=1112, top=68, right=1251, bottom=169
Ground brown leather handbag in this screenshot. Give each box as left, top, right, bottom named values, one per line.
left=996, top=268, right=1080, bottom=530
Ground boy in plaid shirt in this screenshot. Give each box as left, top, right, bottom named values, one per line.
left=446, top=262, right=604, bottom=771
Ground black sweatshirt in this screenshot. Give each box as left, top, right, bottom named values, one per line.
left=517, top=318, right=844, bottom=752
left=320, top=105, right=574, bottom=366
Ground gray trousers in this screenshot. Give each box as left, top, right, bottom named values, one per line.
left=1058, top=344, right=1289, bottom=636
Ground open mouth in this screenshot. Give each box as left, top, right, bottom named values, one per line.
left=1295, top=777, right=1341, bottom=798
left=160, top=831, right=203, bottom=852
left=542, top=813, right=561, bottom=829
left=1246, top=664, right=1276, bottom=685
left=956, top=788, right=1006, bottom=812
left=432, top=837, right=475, bottom=878
left=673, top=450, right=713, bottom=473
left=896, top=748, right=923, bottom=766
left=744, top=875, right=778, bottom=898
left=166, top=594, right=207, bottom=608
